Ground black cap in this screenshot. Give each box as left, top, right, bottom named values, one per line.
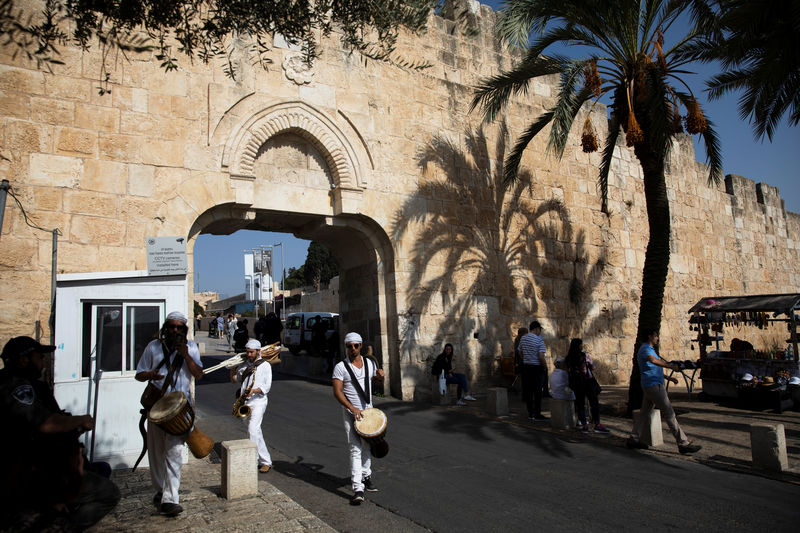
left=530, top=321, right=543, bottom=330
left=1, top=336, right=56, bottom=361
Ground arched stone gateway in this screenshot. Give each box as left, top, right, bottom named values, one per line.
left=213, top=97, right=371, bottom=216
left=188, top=205, right=400, bottom=396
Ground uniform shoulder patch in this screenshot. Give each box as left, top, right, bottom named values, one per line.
left=12, top=384, right=35, bottom=405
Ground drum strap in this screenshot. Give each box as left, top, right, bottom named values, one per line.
left=241, top=358, right=266, bottom=389
left=157, top=341, right=185, bottom=397
left=343, top=357, right=371, bottom=406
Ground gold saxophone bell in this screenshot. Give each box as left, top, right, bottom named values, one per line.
left=235, top=403, right=251, bottom=418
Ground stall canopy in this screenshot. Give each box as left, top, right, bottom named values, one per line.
left=688, top=294, right=800, bottom=316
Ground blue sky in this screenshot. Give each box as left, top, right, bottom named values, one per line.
left=194, top=2, right=799, bottom=298
left=194, top=231, right=310, bottom=298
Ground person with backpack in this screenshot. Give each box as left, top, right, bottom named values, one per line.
left=564, top=338, right=609, bottom=434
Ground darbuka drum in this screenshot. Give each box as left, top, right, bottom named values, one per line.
left=149, top=391, right=194, bottom=436
left=354, top=407, right=389, bottom=458
left=148, top=391, right=213, bottom=458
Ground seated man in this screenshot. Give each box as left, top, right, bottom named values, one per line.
left=0, top=336, right=120, bottom=530
left=549, top=358, right=575, bottom=401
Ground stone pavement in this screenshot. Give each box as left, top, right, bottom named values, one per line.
left=464, top=382, right=800, bottom=483
left=89, top=452, right=336, bottom=533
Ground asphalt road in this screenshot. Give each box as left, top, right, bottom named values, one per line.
left=195, top=361, right=800, bottom=533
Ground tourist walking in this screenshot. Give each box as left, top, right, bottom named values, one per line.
left=627, top=329, right=701, bottom=454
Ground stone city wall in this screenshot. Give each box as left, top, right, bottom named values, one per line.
left=1, top=2, right=797, bottom=398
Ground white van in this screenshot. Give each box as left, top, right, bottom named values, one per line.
left=284, top=312, right=339, bottom=355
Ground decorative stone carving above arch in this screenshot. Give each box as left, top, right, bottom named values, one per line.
left=218, top=99, right=369, bottom=198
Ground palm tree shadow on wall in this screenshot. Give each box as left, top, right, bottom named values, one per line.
left=392, top=123, right=618, bottom=384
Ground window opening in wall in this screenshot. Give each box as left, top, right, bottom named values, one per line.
left=81, top=301, right=163, bottom=377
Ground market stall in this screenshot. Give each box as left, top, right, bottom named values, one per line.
left=688, top=294, right=800, bottom=412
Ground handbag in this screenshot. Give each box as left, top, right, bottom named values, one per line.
left=139, top=342, right=180, bottom=410
left=139, top=382, right=162, bottom=410
left=438, top=370, right=447, bottom=395
left=588, top=377, right=602, bottom=396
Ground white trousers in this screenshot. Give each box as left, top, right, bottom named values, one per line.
left=245, top=399, right=272, bottom=466
left=147, top=422, right=185, bottom=505
left=342, top=409, right=371, bottom=492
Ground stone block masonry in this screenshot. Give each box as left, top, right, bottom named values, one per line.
left=1, top=2, right=798, bottom=401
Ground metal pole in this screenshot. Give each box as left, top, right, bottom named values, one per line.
left=90, top=314, right=104, bottom=462
left=275, top=243, right=285, bottom=319
left=50, top=229, right=58, bottom=345
left=0, top=179, right=9, bottom=239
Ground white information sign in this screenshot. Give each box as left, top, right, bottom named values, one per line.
left=146, top=236, right=187, bottom=275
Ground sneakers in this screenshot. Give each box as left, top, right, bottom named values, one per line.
left=580, top=425, right=590, bottom=434
left=463, top=394, right=477, bottom=401
left=531, top=415, right=549, bottom=422
left=625, top=437, right=649, bottom=450
left=363, top=476, right=378, bottom=492
left=678, top=443, right=702, bottom=455
left=350, top=491, right=364, bottom=505
left=456, top=399, right=467, bottom=406
left=593, top=424, right=611, bottom=434
left=159, top=503, right=183, bottom=517
left=259, top=464, right=271, bottom=473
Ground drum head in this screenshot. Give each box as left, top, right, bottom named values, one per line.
left=149, top=391, right=187, bottom=423
left=354, top=407, right=387, bottom=437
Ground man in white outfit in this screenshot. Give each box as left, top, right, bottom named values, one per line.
left=332, top=332, right=385, bottom=505
left=231, top=339, right=273, bottom=472
left=135, top=311, right=203, bottom=517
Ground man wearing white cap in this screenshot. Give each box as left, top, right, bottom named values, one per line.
left=231, top=339, right=273, bottom=472
left=135, top=311, right=203, bottom=517
left=332, top=332, right=385, bottom=505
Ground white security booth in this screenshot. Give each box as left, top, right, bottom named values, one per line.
left=54, top=270, right=188, bottom=469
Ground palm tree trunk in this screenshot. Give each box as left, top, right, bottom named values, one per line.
left=626, top=144, right=671, bottom=416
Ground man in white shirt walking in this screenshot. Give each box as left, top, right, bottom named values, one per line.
left=231, top=339, right=273, bottom=472
left=332, top=332, right=385, bottom=505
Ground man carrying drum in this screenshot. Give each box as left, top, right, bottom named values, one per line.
left=332, top=332, right=385, bottom=505
left=231, top=338, right=273, bottom=473
left=135, top=311, right=203, bottom=517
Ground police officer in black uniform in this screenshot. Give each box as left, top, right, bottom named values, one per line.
left=0, top=336, right=120, bottom=531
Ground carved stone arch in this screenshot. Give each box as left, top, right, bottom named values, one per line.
left=222, top=101, right=366, bottom=191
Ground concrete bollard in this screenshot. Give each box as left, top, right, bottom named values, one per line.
left=550, top=399, right=575, bottom=430
left=221, top=439, right=258, bottom=500
left=486, top=387, right=509, bottom=416
left=431, top=378, right=451, bottom=405
left=750, top=423, right=788, bottom=472
left=634, top=409, right=664, bottom=447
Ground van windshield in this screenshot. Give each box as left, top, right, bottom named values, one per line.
left=307, top=317, right=333, bottom=329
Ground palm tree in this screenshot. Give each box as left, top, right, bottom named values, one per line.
left=471, top=0, right=723, bottom=412
left=684, top=0, right=800, bottom=141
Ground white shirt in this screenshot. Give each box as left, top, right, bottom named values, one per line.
left=136, top=338, right=202, bottom=400
left=236, top=360, right=272, bottom=405
left=549, top=368, right=575, bottom=401
left=332, top=358, right=376, bottom=410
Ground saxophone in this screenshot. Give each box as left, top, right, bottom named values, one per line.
left=233, top=374, right=253, bottom=418
left=231, top=343, right=280, bottom=418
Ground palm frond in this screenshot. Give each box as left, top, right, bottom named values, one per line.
left=504, top=111, right=555, bottom=184
left=472, top=52, right=566, bottom=122
left=598, top=114, right=621, bottom=214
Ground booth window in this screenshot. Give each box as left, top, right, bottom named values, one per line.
left=81, top=302, right=163, bottom=377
